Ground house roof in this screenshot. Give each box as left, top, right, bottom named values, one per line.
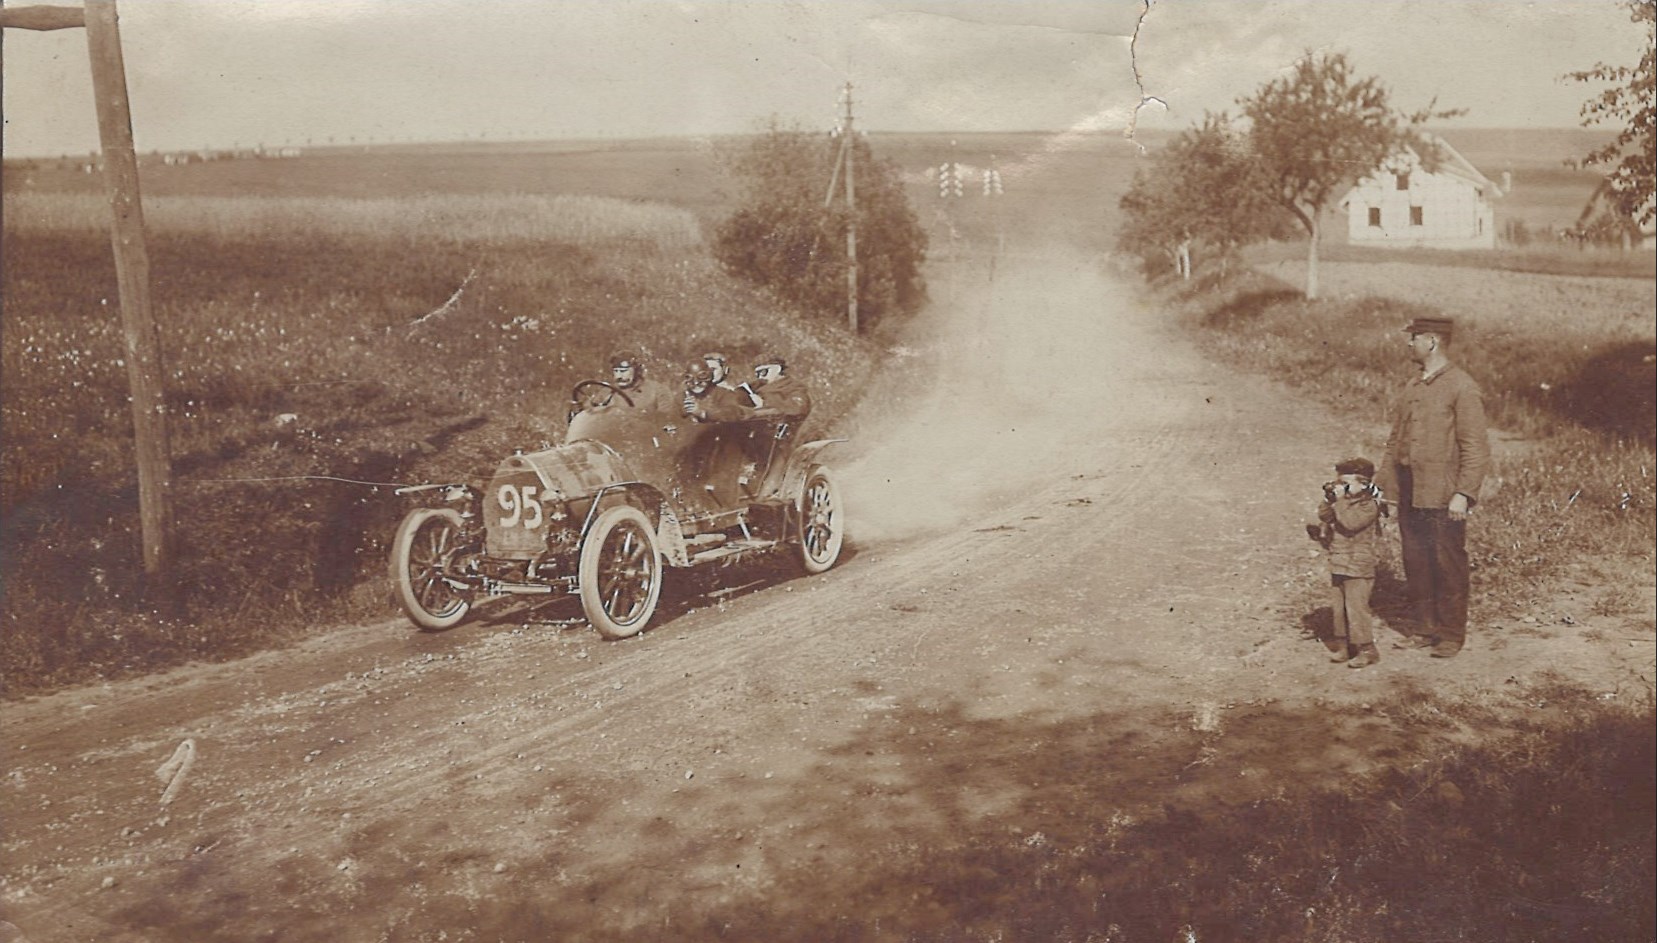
left=1338, top=134, right=1500, bottom=208
left=1424, top=135, right=1499, bottom=193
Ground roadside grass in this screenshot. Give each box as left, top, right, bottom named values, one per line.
left=916, top=699, right=1655, bottom=943
left=1245, top=238, right=1656, bottom=281
left=1, top=192, right=877, bottom=695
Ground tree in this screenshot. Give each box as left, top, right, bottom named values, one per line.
left=1118, top=113, right=1293, bottom=282
left=1565, top=0, right=1655, bottom=235
left=1238, top=52, right=1455, bottom=300
left=1117, top=164, right=1191, bottom=279
left=714, top=121, right=927, bottom=331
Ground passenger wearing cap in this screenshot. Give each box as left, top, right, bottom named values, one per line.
left=702, top=352, right=740, bottom=392
left=1374, top=316, right=1490, bottom=659
left=745, top=354, right=812, bottom=423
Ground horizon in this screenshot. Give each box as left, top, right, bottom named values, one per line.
left=0, top=125, right=1619, bottom=163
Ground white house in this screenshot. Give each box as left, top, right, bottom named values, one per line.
left=1341, top=137, right=1500, bottom=249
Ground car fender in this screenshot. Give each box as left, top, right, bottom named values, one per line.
left=580, top=481, right=670, bottom=533
left=776, top=438, right=847, bottom=506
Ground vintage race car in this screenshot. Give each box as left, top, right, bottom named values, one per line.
left=389, top=379, right=845, bottom=637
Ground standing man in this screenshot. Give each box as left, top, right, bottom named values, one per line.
left=1375, top=316, right=1490, bottom=659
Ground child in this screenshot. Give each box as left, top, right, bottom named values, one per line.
left=1305, top=457, right=1384, bottom=668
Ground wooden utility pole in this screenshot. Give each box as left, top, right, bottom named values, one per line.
left=4, top=0, right=177, bottom=594
left=841, top=82, right=859, bottom=334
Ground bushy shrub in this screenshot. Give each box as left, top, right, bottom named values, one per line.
left=713, top=122, right=927, bottom=331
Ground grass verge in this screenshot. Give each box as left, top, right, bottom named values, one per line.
left=1245, top=237, right=1656, bottom=281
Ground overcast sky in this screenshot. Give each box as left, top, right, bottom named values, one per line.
left=2, top=0, right=1644, bottom=156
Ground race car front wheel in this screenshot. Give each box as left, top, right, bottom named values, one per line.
left=390, top=507, right=474, bottom=631
left=797, top=465, right=844, bottom=574
left=578, top=504, right=663, bottom=639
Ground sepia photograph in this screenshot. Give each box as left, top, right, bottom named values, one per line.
left=2, top=1, right=1653, bottom=940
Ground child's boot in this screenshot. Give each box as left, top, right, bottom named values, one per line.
left=1347, top=644, right=1380, bottom=669
left=1328, top=638, right=1353, bottom=663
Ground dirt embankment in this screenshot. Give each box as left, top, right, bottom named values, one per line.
left=2, top=246, right=1651, bottom=943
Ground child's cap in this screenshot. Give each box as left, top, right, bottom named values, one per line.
left=1335, top=457, right=1375, bottom=478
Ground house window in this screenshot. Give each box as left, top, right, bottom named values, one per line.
left=1409, top=206, right=1424, bottom=226
left=1368, top=207, right=1382, bottom=227
left=1395, top=173, right=1410, bottom=190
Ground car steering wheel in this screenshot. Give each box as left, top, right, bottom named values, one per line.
left=571, top=380, right=635, bottom=410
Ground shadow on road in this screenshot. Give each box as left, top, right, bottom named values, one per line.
left=100, top=682, right=1639, bottom=943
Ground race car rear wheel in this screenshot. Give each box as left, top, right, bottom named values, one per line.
left=578, top=505, right=663, bottom=639
left=390, top=507, right=474, bottom=631
left=797, top=465, right=844, bottom=574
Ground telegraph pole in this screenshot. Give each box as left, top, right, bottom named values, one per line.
left=841, top=82, right=859, bottom=334
left=3, top=0, right=177, bottom=596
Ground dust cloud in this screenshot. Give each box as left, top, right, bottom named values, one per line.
left=839, top=247, right=1147, bottom=546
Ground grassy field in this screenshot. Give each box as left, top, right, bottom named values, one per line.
left=1246, top=238, right=1656, bottom=280
left=6, top=138, right=736, bottom=215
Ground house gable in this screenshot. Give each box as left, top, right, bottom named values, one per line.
left=1339, top=136, right=1498, bottom=249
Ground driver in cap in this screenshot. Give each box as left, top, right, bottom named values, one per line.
left=588, top=350, right=675, bottom=413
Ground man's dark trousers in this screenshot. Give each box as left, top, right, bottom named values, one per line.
left=1397, top=497, right=1470, bottom=646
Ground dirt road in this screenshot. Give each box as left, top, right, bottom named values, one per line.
left=2, top=247, right=1649, bottom=942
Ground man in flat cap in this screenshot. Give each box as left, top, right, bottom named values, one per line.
left=1375, top=316, right=1490, bottom=659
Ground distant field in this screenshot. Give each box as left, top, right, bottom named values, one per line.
left=1443, top=128, right=1614, bottom=232
left=2, top=130, right=1142, bottom=252
left=5, top=138, right=739, bottom=219
left=4, top=126, right=1611, bottom=235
